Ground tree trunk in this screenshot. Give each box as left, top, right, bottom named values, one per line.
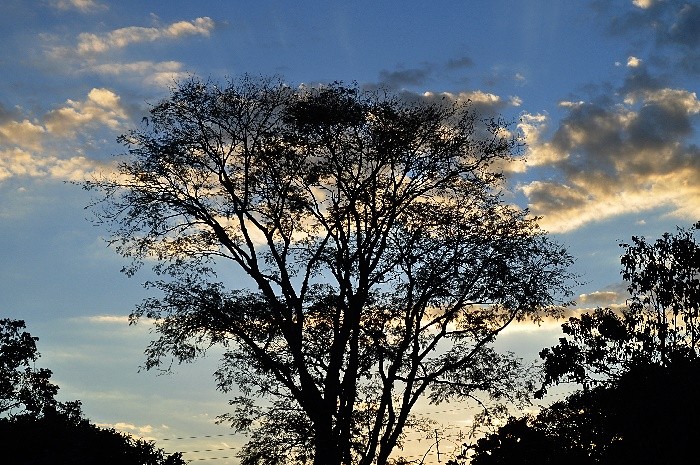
left=313, top=440, right=343, bottom=465
left=313, top=414, right=342, bottom=465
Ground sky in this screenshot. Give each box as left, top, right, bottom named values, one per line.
left=1, top=0, right=699, bottom=462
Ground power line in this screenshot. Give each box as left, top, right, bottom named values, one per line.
left=185, top=447, right=237, bottom=454
left=191, top=456, right=234, bottom=461
left=160, top=433, right=239, bottom=441
left=417, top=405, right=474, bottom=416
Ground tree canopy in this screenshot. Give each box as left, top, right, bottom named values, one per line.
left=87, top=76, right=574, bottom=465
left=469, top=223, right=700, bottom=465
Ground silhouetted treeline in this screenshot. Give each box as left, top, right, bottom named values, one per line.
left=0, top=319, right=185, bottom=465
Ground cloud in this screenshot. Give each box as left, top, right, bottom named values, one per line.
left=0, top=88, right=128, bottom=183
left=627, top=56, right=642, bottom=67
left=375, top=56, right=479, bottom=90
left=50, top=0, right=107, bottom=12
left=95, top=421, right=159, bottom=440
left=504, top=113, right=563, bottom=173
left=577, top=286, right=628, bottom=307
left=502, top=283, right=632, bottom=335
left=84, top=315, right=132, bottom=324
left=44, top=88, right=128, bottom=136
left=75, top=17, right=215, bottom=56
left=446, top=56, right=474, bottom=70
left=85, top=60, right=188, bottom=87
left=664, top=3, right=700, bottom=48
left=509, top=96, right=523, bottom=107
left=43, top=17, right=215, bottom=89
left=378, top=66, right=431, bottom=89
left=423, top=89, right=504, bottom=107
left=632, top=0, right=654, bottom=9
left=0, top=119, right=46, bottom=151
left=605, top=1, right=700, bottom=76
left=518, top=85, right=700, bottom=232
left=0, top=148, right=46, bottom=180
left=416, top=89, right=510, bottom=121
left=0, top=148, right=99, bottom=183
left=619, top=63, right=665, bottom=99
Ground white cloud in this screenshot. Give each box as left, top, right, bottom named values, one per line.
left=0, top=148, right=46, bottom=181
left=642, top=88, right=700, bottom=114
left=0, top=119, right=46, bottom=151
left=51, top=0, right=107, bottom=12
left=95, top=421, right=159, bottom=440
left=523, top=162, right=700, bottom=233
left=84, top=315, right=132, bottom=324
left=509, top=113, right=565, bottom=172
left=88, top=60, right=182, bottom=75
left=0, top=88, right=128, bottom=184
left=76, top=17, right=215, bottom=56
left=0, top=148, right=99, bottom=183
left=632, top=0, right=654, bottom=9
left=49, top=155, right=102, bottom=182
left=500, top=318, right=564, bottom=335
left=86, top=60, right=188, bottom=87
left=627, top=56, right=642, bottom=67
left=558, top=101, right=585, bottom=108
left=421, top=90, right=500, bottom=105
left=578, top=289, right=627, bottom=307
left=45, top=88, right=127, bottom=136
left=465, top=90, right=501, bottom=105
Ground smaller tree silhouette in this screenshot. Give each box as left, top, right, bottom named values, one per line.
left=0, top=318, right=58, bottom=417
left=468, top=222, right=700, bottom=465
left=0, top=319, right=186, bottom=465
left=538, top=221, right=700, bottom=393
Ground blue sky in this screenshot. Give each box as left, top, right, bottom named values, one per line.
left=1, top=0, right=699, bottom=462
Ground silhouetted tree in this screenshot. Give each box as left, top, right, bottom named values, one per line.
left=621, top=221, right=700, bottom=363
left=1, top=409, right=187, bottom=465
left=469, top=223, right=700, bottom=465
left=86, top=76, right=574, bottom=465
left=538, top=221, right=700, bottom=393
left=1, top=318, right=58, bottom=416
left=470, top=358, right=700, bottom=465
left=0, top=319, right=185, bottom=465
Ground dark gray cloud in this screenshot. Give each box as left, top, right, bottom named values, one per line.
left=445, top=56, right=474, bottom=70
left=550, top=103, right=625, bottom=176
left=619, top=63, right=665, bottom=97
left=664, top=3, right=700, bottom=47
left=378, top=66, right=432, bottom=89
left=603, top=0, right=700, bottom=76
left=519, top=76, right=700, bottom=232
left=376, top=55, right=477, bottom=90
left=604, top=1, right=661, bottom=37
left=0, top=102, right=17, bottom=124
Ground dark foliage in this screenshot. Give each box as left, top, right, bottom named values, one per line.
left=470, top=359, right=700, bottom=465
left=0, top=406, right=186, bottom=465
left=0, top=318, right=58, bottom=416
left=538, top=221, right=700, bottom=393
left=0, top=319, right=185, bottom=465
left=468, top=223, right=700, bottom=465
